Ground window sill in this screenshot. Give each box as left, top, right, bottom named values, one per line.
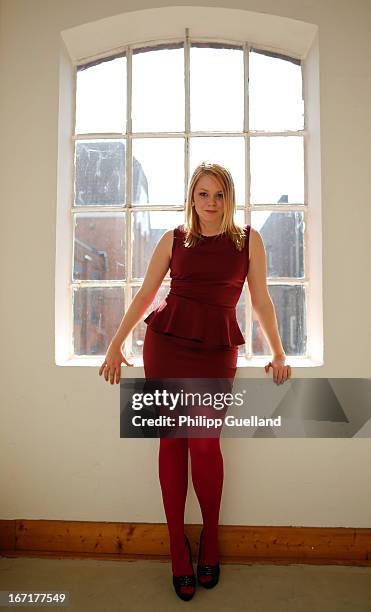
left=57, top=355, right=324, bottom=372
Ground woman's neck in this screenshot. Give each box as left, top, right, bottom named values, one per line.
left=199, top=222, right=222, bottom=236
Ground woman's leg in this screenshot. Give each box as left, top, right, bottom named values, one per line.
left=188, top=436, right=223, bottom=568
left=144, top=328, right=194, bottom=589
left=158, top=437, right=193, bottom=577
left=187, top=351, right=237, bottom=583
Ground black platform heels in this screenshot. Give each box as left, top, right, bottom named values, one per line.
left=197, top=527, right=220, bottom=589
left=172, top=534, right=196, bottom=601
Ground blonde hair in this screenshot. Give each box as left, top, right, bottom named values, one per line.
left=183, top=162, right=246, bottom=251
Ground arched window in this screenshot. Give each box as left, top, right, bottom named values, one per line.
left=71, top=33, right=306, bottom=361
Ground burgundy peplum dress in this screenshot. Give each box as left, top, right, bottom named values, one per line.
left=143, top=224, right=251, bottom=381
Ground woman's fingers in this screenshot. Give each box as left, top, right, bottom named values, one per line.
left=99, top=356, right=134, bottom=385
left=265, top=362, right=292, bottom=384
left=111, top=366, right=118, bottom=385
left=111, top=358, right=134, bottom=384
left=99, top=361, right=107, bottom=376
left=98, top=362, right=116, bottom=383
left=275, top=364, right=292, bottom=384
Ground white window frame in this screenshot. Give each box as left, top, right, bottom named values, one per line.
left=56, top=7, right=322, bottom=370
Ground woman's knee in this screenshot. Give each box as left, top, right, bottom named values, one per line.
left=188, top=437, right=221, bottom=459
left=159, top=437, right=188, bottom=454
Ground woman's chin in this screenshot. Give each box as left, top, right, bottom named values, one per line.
left=202, top=212, right=221, bottom=220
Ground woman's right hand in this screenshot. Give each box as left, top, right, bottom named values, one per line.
left=99, top=340, right=134, bottom=385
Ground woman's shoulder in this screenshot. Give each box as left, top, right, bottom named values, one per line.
left=248, top=226, right=260, bottom=240
left=161, top=225, right=184, bottom=241
left=247, top=226, right=265, bottom=260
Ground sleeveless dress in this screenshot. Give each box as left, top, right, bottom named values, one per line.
left=143, top=224, right=251, bottom=381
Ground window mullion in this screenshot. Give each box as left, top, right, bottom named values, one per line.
left=245, top=41, right=252, bottom=361
left=126, top=45, right=133, bottom=358
left=185, top=28, right=190, bottom=208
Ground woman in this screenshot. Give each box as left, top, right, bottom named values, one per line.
left=99, top=162, right=292, bottom=601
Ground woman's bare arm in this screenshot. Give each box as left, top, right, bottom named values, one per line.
left=109, top=229, right=174, bottom=349
left=247, top=228, right=285, bottom=358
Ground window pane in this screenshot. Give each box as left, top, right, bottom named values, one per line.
left=76, top=56, right=126, bottom=134
left=132, top=210, right=185, bottom=279
left=190, top=44, right=244, bottom=131
left=132, top=44, right=184, bottom=132
left=73, top=212, right=126, bottom=281
left=189, top=137, right=245, bottom=204
left=249, top=49, right=303, bottom=132
left=75, top=140, right=126, bottom=206
left=252, top=285, right=306, bottom=356
left=250, top=136, right=304, bottom=204
left=132, top=285, right=169, bottom=357
left=234, top=209, right=245, bottom=227
left=132, top=138, right=184, bottom=204
left=73, top=287, right=124, bottom=356
left=252, top=211, right=304, bottom=278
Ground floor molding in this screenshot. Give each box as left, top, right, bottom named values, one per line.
left=1, top=521, right=371, bottom=565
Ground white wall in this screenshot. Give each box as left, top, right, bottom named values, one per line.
left=1, top=0, right=371, bottom=527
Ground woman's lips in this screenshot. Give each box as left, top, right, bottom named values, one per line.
left=205, top=210, right=217, bottom=213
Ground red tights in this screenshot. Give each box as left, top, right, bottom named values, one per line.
left=159, top=436, right=223, bottom=577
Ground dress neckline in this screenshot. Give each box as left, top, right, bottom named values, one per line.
left=200, top=230, right=225, bottom=238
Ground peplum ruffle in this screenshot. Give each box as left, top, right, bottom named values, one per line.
left=143, top=292, right=245, bottom=347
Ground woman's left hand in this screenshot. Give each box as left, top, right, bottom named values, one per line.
left=264, top=354, right=292, bottom=385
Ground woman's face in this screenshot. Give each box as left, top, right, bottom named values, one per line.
left=192, top=174, right=224, bottom=227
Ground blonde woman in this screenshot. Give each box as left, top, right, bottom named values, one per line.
left=99, top=162, right=291, bottom=601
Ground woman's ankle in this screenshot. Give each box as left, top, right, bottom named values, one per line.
left=199, top=527, right=219, bottom=565
left=171, top=537, right=193, bottom=576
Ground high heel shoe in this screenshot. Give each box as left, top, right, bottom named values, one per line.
left=172, top=534, right=196, bottom=601
left=197, top=527, right=220, bottom=589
